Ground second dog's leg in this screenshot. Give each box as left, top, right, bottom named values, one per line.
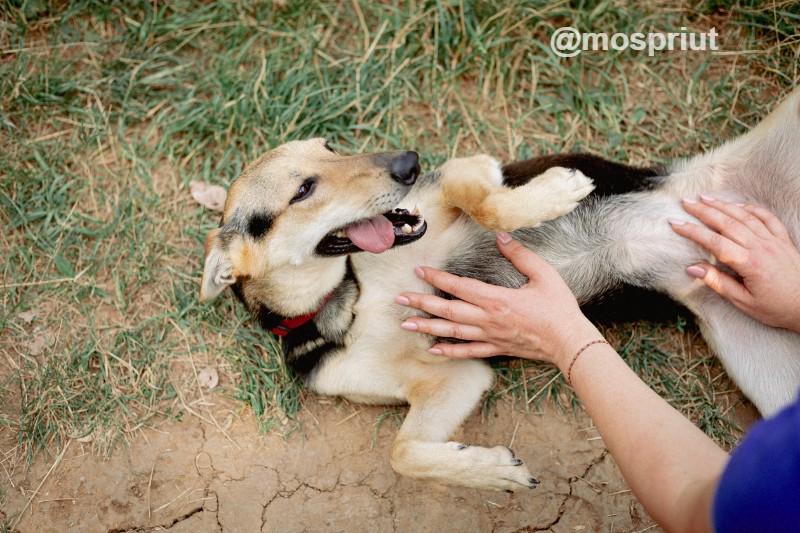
left=390, top=359, right=539, bottom=491
left=679, top=287, right=800, bottom=417
left=440, top=154, right=594, bottom=232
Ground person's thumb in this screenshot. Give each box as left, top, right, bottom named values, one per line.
left=496, top=232, right=551, bottom=280
left=687, top=262, right=751, bottom=308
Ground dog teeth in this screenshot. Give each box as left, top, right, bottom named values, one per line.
left=411, top=204, right=420, bottom=216
left=335, top=229, right=347, bottom=238
left=402, top=223, right=412, bottom=234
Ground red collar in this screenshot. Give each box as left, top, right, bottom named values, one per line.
left=270, top=293, right=333, bottom=337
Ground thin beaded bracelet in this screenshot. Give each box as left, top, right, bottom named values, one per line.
left=566, top=340, right=610, bottom=385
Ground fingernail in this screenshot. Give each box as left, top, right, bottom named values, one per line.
left=428, top=347, right=443, bottom=355
left=414, top=267, right=425, bottom=279
left=400, top=321, right=418, bottom=331
left=700, top=194, right=716, bottom=202
left=496, top=232, right=511, bottom=244
left=395, top=295, right=410, bottom=306
left=681, top=197, right=697, bottom=204
left=686, top=265, right=706, bottom=278
left=668, top=218, right=685, bottom=226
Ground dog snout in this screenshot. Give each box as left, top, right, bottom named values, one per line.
left=390, top=151, right=420, bottom=186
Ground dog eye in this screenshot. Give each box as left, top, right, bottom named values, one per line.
left=290, top=178, right=316, bottom=204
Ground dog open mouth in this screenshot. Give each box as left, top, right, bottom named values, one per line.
left=316, top=207, right=427, bottom=255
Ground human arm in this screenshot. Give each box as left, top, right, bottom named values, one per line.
left=669, top=197, right=800, bottom=333
left=396, top=233, right=727, bottom=532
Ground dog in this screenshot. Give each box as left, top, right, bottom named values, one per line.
left=200, top=87, right=800, bottom=491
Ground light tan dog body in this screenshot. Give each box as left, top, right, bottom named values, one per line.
left=201, top=139, right=592, bottom=490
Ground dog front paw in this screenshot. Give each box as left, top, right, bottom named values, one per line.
left=491, top=166, right=593, bottom=230
left=447, top=442, right=540, bottom=491
left=392, top=439, right=540, bottom=491
left=532, top=166, right=595, bottom=213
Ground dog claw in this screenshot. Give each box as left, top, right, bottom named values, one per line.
left=510, top=458, right=523, bottom=466
left=528, top=477, right=540, bottom=486
left=456, top=443, right=469, bottom=450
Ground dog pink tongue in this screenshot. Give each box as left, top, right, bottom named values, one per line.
left=345, top=215, right=395, bottom=254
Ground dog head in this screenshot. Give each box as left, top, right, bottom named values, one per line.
left=200, top=138, right=426, bottom=306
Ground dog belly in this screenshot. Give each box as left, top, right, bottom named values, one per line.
left=307, top=213, right=477, bottom=402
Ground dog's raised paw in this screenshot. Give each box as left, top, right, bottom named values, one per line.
left=537, top=166, right=595, bottom=205
left=482, top=166, right=595, bottom=231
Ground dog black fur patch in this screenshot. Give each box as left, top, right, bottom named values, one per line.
left=503, top=153, right=666, bottom=196
left=284, top=323, right=339, bottom=376
left=247, top=213, right=274, bottom=239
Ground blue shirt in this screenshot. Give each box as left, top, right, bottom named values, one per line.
left=713, top=391, right=800, bottom=532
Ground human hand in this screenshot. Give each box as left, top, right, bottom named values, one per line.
left=670, top=197, right=800, bottom=332
left=395, top=233, right=602, bottom=369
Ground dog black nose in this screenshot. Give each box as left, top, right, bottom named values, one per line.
left=390, top=151, right=420, bottom=186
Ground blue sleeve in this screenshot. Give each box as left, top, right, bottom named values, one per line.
left=713, top=390, right=800, bottom=533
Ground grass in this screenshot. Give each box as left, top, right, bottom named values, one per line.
left=0, top=0, right=798, bottom=476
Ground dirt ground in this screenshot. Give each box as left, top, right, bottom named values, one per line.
left=2, top=394, right=668, bottom=533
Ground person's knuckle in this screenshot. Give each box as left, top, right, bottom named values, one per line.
left=447, top=278, right=464, bottom=296
left=765, top=239, right=783, bottom=255
left=511, top=246, right=526, bottom=259
left=719, top=216, right=739, bottom=233
left=484, top=322, right=502, bottom=339
left=705, top=269, right=722, bottom=290
left=487, top=298, right=508, bottom=315
left=703, top=237, right=723, bottom=258
left=439, top=303, right=454, bottom=320
left=404, top=294, right=419, bottom=307
left=761, top=207, right=779, bottom=222
left=742, top=213, right=761, bottom=228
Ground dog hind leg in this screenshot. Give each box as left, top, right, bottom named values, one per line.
left=440, top=154, right=594, bottom=232
left=679, top=287, right=800, bottom=416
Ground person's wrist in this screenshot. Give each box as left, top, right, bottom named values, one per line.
left=552, top=319, right=604, bottom=374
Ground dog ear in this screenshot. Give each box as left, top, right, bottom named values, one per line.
left=200, top=228, right=237, bottom=301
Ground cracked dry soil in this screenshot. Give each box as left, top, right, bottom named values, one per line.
left=3, top=398, right=659, bottom=533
